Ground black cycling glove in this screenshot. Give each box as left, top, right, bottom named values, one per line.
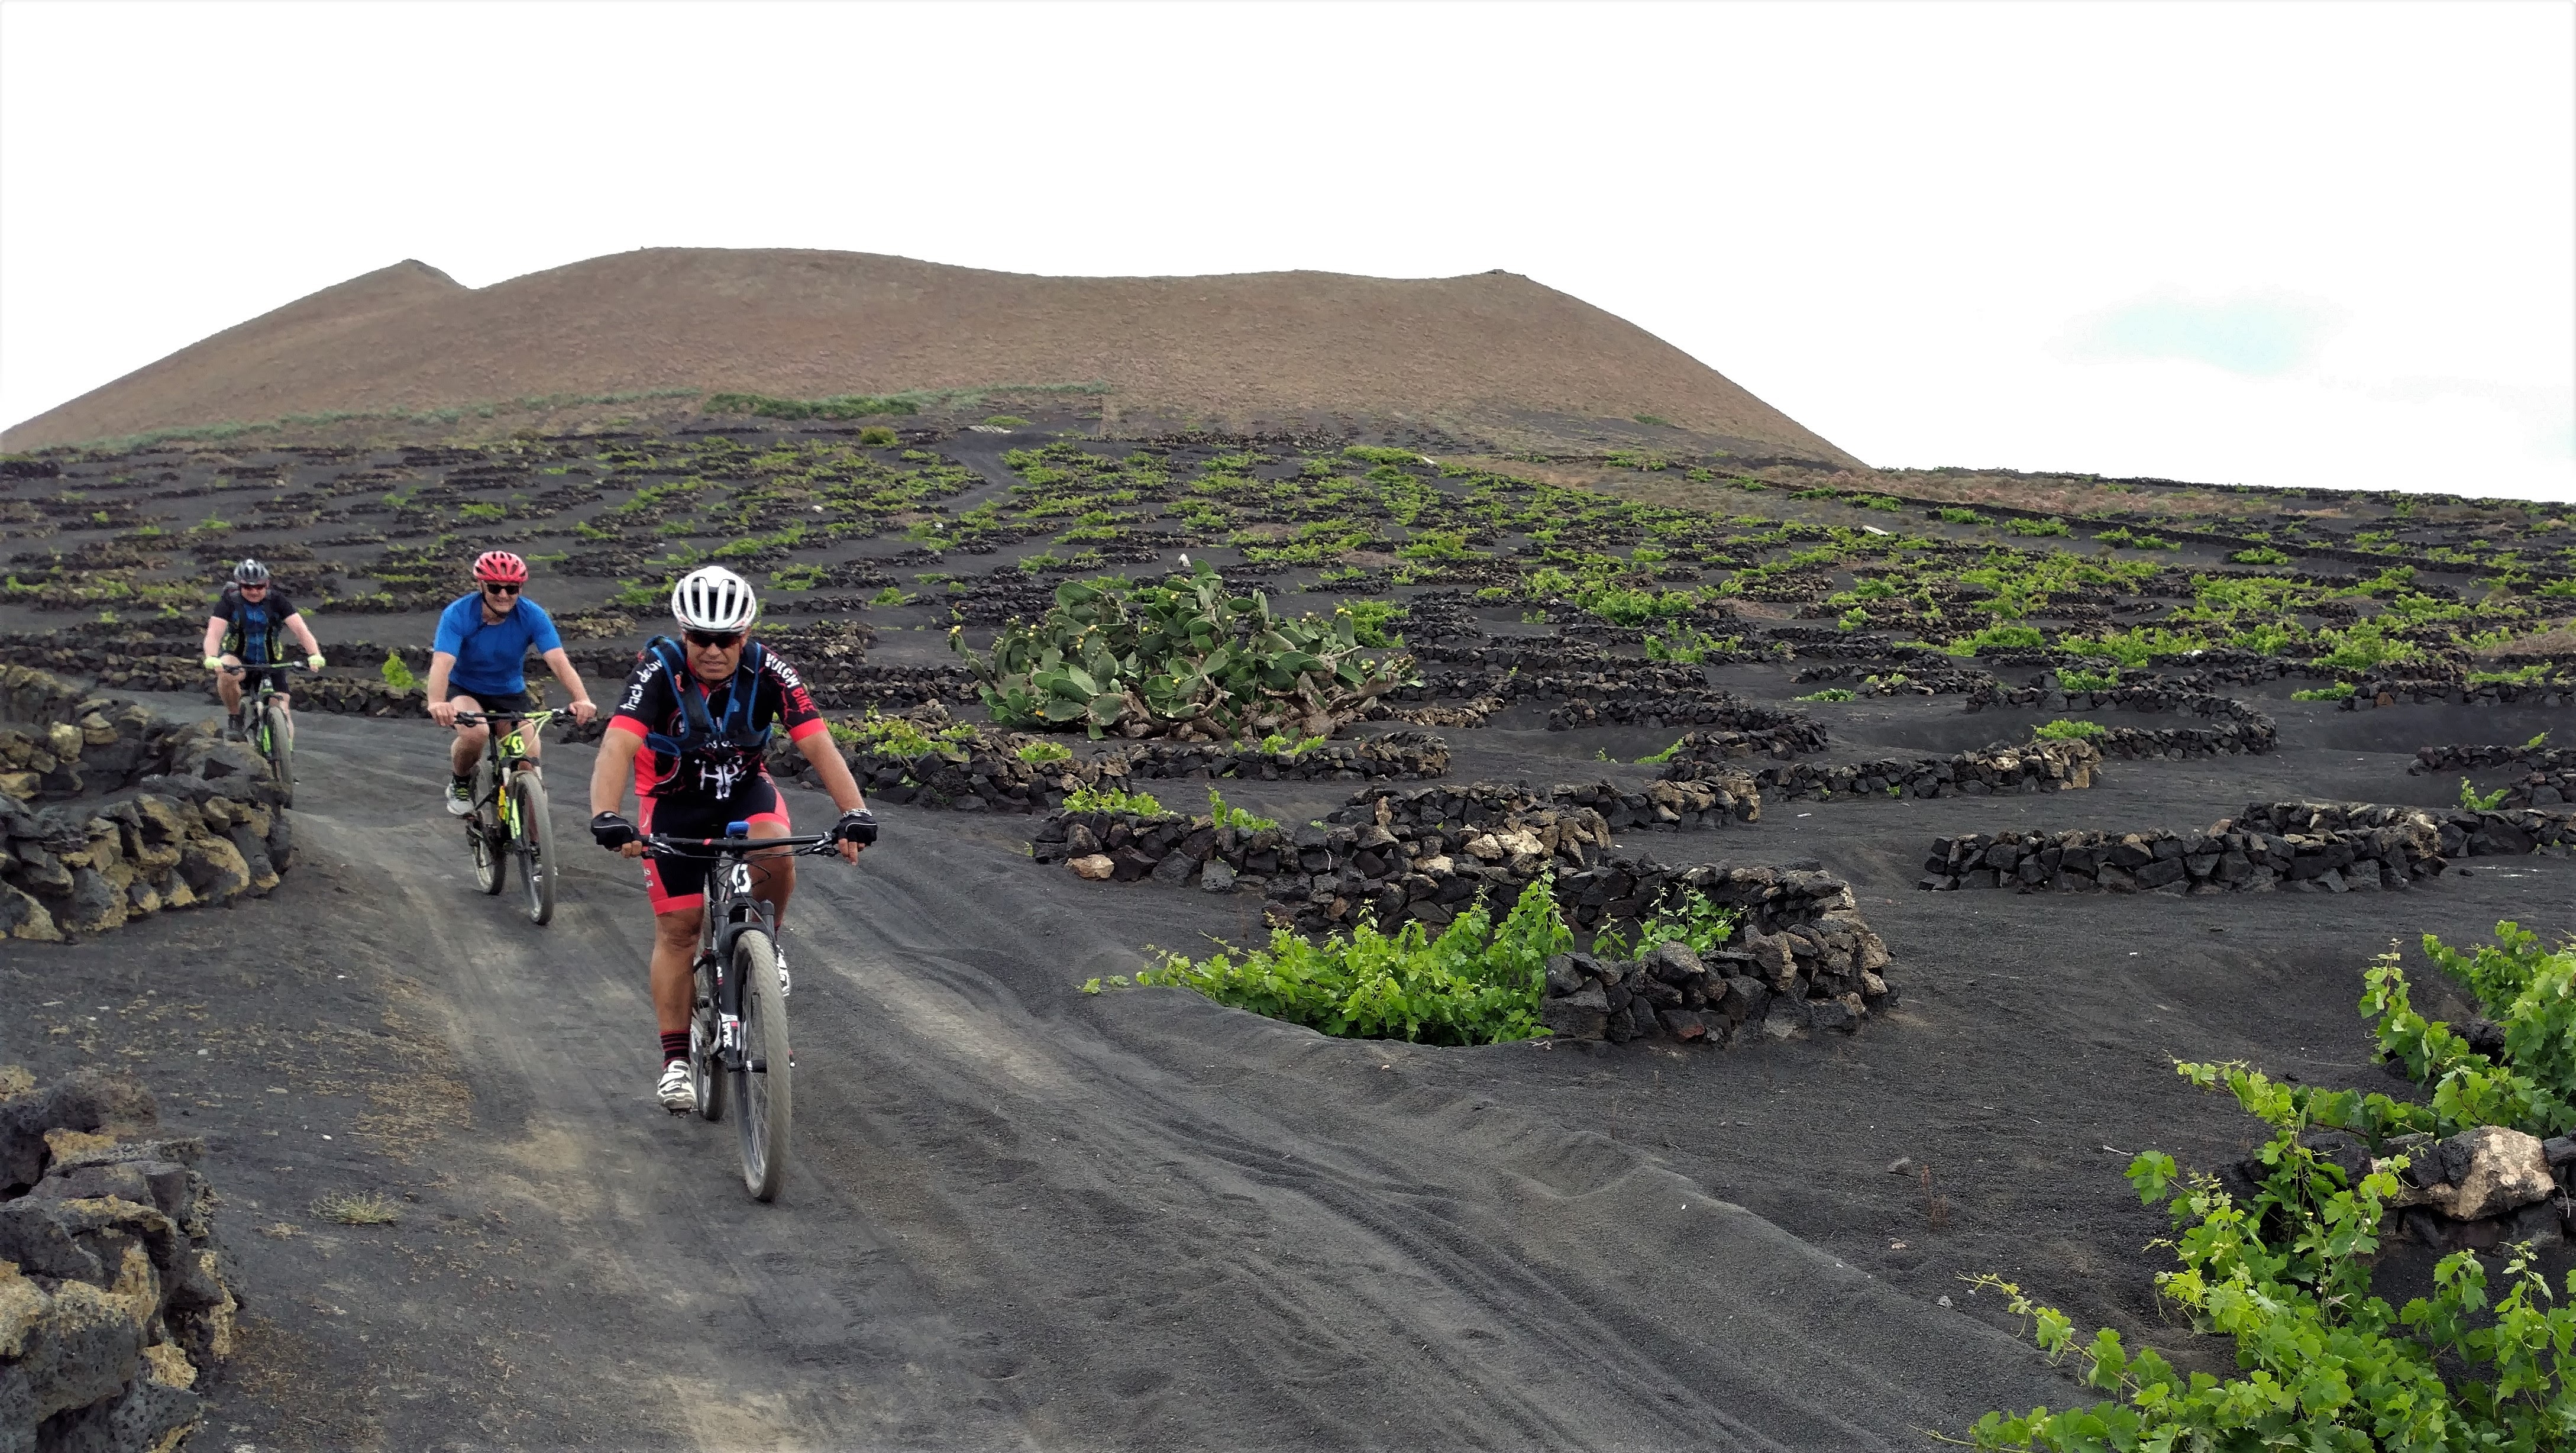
left=591, top=811, right=637, bottom=850
left=834, top=808, right=878, bottom=846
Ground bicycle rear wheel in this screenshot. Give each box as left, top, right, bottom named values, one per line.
left=690, top=953, right=725, bottom=1124
left=262, top=700, right=295, bottom=806
left=470, top=758, right=506, bottom=895
left=731, top=929, right=792, bottom=1202
left=512, top=769, right=555, bottom=925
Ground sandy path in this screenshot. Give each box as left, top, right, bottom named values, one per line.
left=237, top=709, right=2067, bottom=1449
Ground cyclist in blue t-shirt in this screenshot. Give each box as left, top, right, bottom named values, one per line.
left=425, top=551, right=598, bottom=815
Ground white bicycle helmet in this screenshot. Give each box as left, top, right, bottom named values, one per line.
left=671, top=566, right=759, bottom=632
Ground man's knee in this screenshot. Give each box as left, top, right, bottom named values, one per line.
left=654, top=909, right=703, bottom=947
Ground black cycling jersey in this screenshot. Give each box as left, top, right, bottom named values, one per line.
left=209, top=585, right=300, bottom=665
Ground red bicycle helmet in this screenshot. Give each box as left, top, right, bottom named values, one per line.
left=471, top=551, right=529, bottom=585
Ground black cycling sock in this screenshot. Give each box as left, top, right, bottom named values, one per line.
left=660, top=1031, right=689, bottom=1064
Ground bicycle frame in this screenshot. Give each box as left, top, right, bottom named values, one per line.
left=455, top=709, right=557, bottom=839
left=643, top=830, right=832, bottom=1067
left=220, top=660, right=305, bottom=746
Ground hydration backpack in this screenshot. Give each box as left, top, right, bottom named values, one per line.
left=639, top=635, right=775, bottom=773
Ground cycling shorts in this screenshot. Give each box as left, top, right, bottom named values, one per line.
left=232, top=666, right=291, bottom=696
left=638, top=775, right=790, bottom=914
left=452, top=688, right=536, bottom=718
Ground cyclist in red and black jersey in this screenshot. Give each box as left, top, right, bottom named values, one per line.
left=586, top=566, right=875, bottom=1112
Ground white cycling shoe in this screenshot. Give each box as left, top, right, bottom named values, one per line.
left=445, top=778, right=474, bottom=817
left=655, top=1060, right=696, bottom=1113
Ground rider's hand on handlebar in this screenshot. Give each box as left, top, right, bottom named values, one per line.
left=307, top=654, right=326, bottom=671
left=202, top=656, right=224, bottom=673
left=591, top=811, right=638, bottom=852
left=428, top=699, right=459, bottom=727
left=833, top=807, right=876, bottom=861
left=568, top=698, right=598, bottom=725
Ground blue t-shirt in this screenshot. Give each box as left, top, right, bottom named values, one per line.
left=432, top=593, right=563, bottom=696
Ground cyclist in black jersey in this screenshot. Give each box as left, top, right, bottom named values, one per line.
left=587, top=566, right=876, bottom=1112
left=200, top=558, right=323, bottom=738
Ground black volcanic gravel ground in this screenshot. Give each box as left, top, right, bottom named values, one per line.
left=4, top=430, right=2572, bottom=1449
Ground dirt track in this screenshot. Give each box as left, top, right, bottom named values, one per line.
left=10, top=683, right=2575, bottom=1450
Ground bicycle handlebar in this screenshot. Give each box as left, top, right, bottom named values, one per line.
left=216, top=660, right=313, bottom=674
left=452, top=708, right=559, bottom=726
left=639, top=832, right=839, bottom=860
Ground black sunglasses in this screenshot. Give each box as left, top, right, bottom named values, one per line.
left=482, top=582, right=521, bottom=595
left=685, top=629, right=744, bottom=648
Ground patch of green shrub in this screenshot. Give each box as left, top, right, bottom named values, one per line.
left=2290, top=683, right=2356, bottom=701
left=1205, top=787, right=1278, bottom=833
left=2460, top=777, right=2510, bottom=811
left=2032, top=718, right=2106, bottom=740
left=1589, top=889, right=1741, bottom=960
left=982, top=415, right=1033, bottom=428
left=954, top=567, right=1414, bottom=740
left=1015, top=739, right=1073, bottom=765
left=1062, top=785, right=1166, bottom=816
left=857, top=425, right=900, bottom=447
left=1966, top=924, right=2576, bottom=1448
left=1795, top=687, right=1856, bottom=702
left=2001, top=516, right=2070, bottom=537
left=379, top=651, right=417, bottom=692
left=1643, top=624, right=1740, bottom=663
left=1943, top=622, right=2048, bottom=656
left=1142, top=876, right=1566, bottom=1044
left=2055, top=667, right=2119, bottom=692
left=2229, top=544, right=2293, bottom=565
left=828, top=709, right=977, bottom=757
left=1938, top=506, right=1986, bottom=525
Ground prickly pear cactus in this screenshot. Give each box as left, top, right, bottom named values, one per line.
left=951, top=567, right=1417, bottom=740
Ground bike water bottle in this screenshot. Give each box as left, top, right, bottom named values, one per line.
left=726, top=820, right=751, bottom=837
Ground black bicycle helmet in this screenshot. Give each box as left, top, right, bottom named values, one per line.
left=231, top=558, right=271, bottom=585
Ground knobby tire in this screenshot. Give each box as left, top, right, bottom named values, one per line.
left=691, top=953, right=726, bottom=1125
left=262, top=700, right=294, bottom=807
left=470, top=758, right=506, bottom=895
left=512, top=770, right=554, bottom=925
left=732, top=929, right=793, bottom=1202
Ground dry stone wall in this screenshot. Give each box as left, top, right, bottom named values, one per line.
left=1, top=667, right=291, bottom=941
left=1921, top=818, right=2444, bottom=895
left=2235, top=799, right=2576, bottom=858
left=0, top=1069, right=241, bottom=1453
left=2410, top=744, right=2576, bottom=774
left=1537, top=911, right=1895, bottom=1047
left=1747, top=737, right=2101, bottom=802
left=1546, top=777, right=1760, bottom=830
left=2279, top=1125, right=2576, bottom=1256
left=2340, top=677, right=2576, bottom=709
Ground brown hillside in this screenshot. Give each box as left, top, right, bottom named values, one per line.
left=3, top=248, right=1860, bottom=463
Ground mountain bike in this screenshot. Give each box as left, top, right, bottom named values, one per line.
left=455, top=709, right=559, bottom=925
left=218, top=660, right=305, bottom=806
left=639, top=825, right=835, bottom=1202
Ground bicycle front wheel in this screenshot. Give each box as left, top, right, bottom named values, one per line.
left=263, top=701, right=295, bottom=807
left=731, top=929, right=793, bottom=1202
left=470, top=758, right=505, bottom=895
left=690, top=954, right=725, bottom=1124
left=512, top=770, right=555, bottom=925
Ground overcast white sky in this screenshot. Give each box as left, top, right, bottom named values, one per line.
left=3, top=1, right=2569, bottom=499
